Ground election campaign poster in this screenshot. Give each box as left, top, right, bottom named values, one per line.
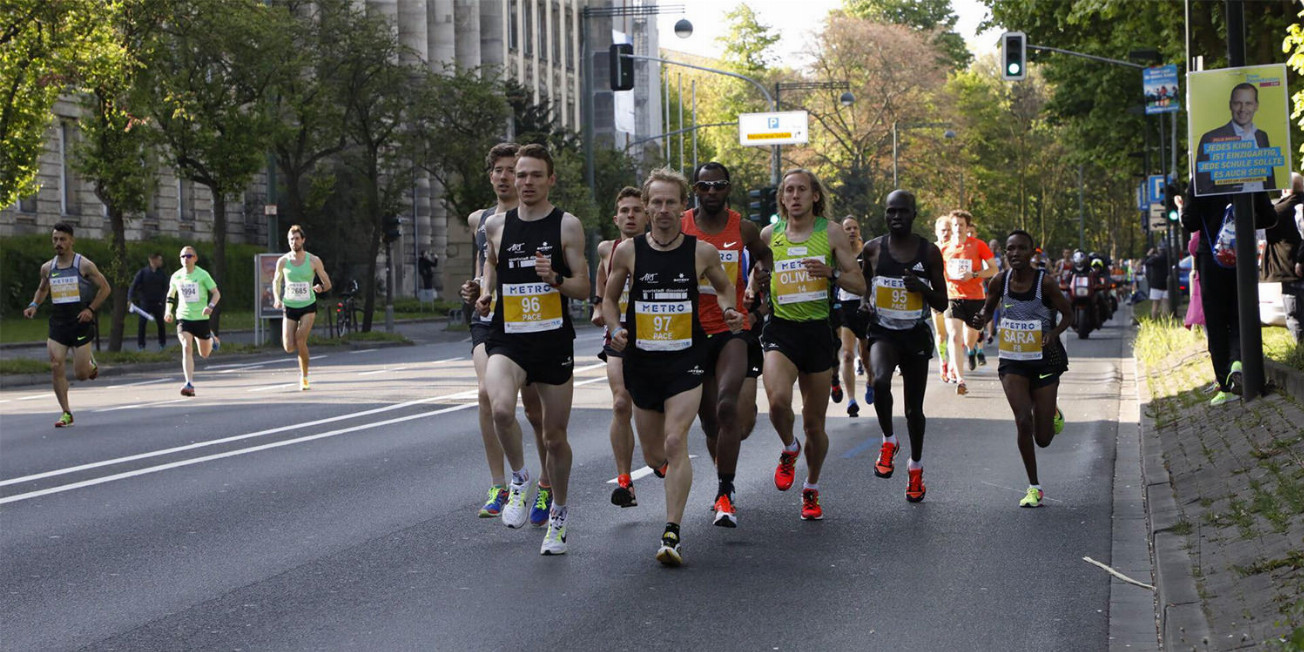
left=1188, top=64, right=1292, bottom=197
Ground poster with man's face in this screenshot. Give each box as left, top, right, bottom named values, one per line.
left=1188, top=64, right=1292, bottom=197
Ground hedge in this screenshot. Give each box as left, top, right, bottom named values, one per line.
left=1, top=233, right=267, bottom=317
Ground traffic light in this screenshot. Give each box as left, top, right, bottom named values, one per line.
left=1164, top=183, right=1180, bottom=222
left=382, top=216, right=402, bottom=243
left=1001, top=32, right=1027, bottom=81
left=747, top=187, right=777, bottom=224
left=609, top=43, right=634, bottom=91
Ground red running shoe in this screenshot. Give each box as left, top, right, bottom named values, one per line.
left=800, top=488, right=823, bottom=520
left=906, top=467, right=927, bottom=503
left=874, top=441, right=899, bottom=478
left=774, top=441, right=801, bottom=491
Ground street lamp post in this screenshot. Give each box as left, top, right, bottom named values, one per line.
left=891, top=120, right=954, bottom=188
left=774, top=80, right=853, bottom=187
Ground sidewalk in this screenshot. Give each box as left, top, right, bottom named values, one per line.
left=1139, top=338, right=1304, bottom=649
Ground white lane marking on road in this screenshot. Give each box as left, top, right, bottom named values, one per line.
left=219, top=366, right=264, bottom=374
left=17, top=393, right=54, bottom=401
left=358, top=367, right=404, bottom=376
left=207, top=359, right=293, bottom=370
left=247, top=383, right=296, bottom=393
left=431, top=357, right=461, bottom=364
left=108, top=378, right=171, bottom=389
left=308, top=355, right=327, bottom=360
left=605, top=456, right=698, bottom=483
left=574, top=376, right=606, bottom=387
left=0, top=402, right=478, bottom=505
left=0, top=394, right=462, bottom=487
left=349, top=348, right=378, bottom=354
left=573, top=362, right=603, bottom=374
left=979, top=480, right=1064, bottom=503
left=1081, top=556, right=1154, bottom=590
left=93, top=399, right=188, bottom=413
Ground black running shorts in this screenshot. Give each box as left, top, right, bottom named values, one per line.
left=486, top=340, right=574, bottom=386
left=623, top=348, right=706, bottom=412
left=470, top=322, right=492, bottom=350
left=837, top=299, right=869, bottom=338
left=865, top=322, right=934, bottom=360
left=179, top=319, right=212, bottom=340
left=48, top=316, right=93, bottom=348
left=283, top=304, right=316, bottom=322
left=761, top=316, right=837, bottom=375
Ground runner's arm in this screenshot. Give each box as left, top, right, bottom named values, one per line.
left=975, top=240, right=999, bottom=279
left=828, top=225, right=866, bottom=296
left=699, top=241, right=737, bottom=315
left=592, top=240, right=612, bottom=327
left=312, top=256, right=332, bottom=293
left=81, top=259, right=112, bottom=313
left=23, top=263, right=52, bottom=318
left=920, top=243, right=950, bottom=313
left=972, top=274, right=1004, bottom=330
left=271, top=258, right=286, bottom=305
left=475, top=216, right=502, bottom=315
left=601, top=241, right=634, bottom=350
left=550, top=214, right=591, bottom=301
left=741, top=220, right=772, bottom=275
left=746, top=225, right=775, bottom=299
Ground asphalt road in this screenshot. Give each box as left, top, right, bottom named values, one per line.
left=1, top=317, right=1134, bottom=651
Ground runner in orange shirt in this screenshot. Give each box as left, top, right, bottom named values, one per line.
left=941, top=210, right=997, bottom=395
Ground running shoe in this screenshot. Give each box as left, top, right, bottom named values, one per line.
left=847, top=399, right=859, bottom=418
left=1227, top=361, right=1243, bottom=396
left=955, top=380, right=968, bottom=396
left=529, top=484, right=553, bottom=527
left=54, top=411, right=74, bottom=428
left=88, top=361, right=98, bottom=380
left=300, top=376, right=310, bottom=391
left=774, top=441, right=801, bottom=491
left=611, top=474, right=637, bottom=508
left=211, top=335, right=221, bottom=352
left=502, top=482, right=529, bottom=528
left=865, top=386, right=874, bottom=404
left=540, top=516, right=567, bottom=555
left=831, top=376, right=844, bottom=403
left=712, top=493, right=737, bottom=528
left=1019, top=486, right=1044, bottom=508
left=656, top=530, right=683, bottom=567
left=856, top=359, right=864, bottom=376
left=652, top=461, right=668, bottom=478
left=180, top=383, right=195, bottom=397
left=479, top=485, right=508, bottom=517
left=1210, top=391, right=1240, bottom=407
left=976, top=350, right=986, bottom=366
left=1053, top=408, right=1065, bottom=435
left=967, top=349, right=977, bottom=371
left=800, top=489, right=823, bottom=520
left=940, top=359, right=950, bottom=383
left=905, top=467, right=927, bottom=502
left=874, top=441, right=899, bottom=478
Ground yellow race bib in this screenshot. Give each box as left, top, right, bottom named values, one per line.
left=634, top=300, right=692, bottom=351
left=699, top=249, right=740, bottom=295
left=501, top=282, right=563, bottom=334
left=772, top=257, right=828, bottom=306
left=998, top=318, right=1042, bottom=360
left=872, top=276, right=923, bottom=320
left=50, top=276, right=80, bottom=305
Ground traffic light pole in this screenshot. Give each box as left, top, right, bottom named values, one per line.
left=1225, top=0, right=1264, bottom=401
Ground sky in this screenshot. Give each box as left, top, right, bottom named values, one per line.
left=654, top=0, right=1002, bottom=66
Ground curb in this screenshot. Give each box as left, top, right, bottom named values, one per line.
left=1266, top=358, right=1304, bottom=401
left=1136, top=356, right=1213, bottom=650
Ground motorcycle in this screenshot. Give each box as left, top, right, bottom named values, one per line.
left=1064, top=269, right=1099, bottom=339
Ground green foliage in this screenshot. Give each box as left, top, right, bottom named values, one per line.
left=0, top=0, right=131, bottom=207
left=412, top=65, right=512, bottom=221
left=1285, top=4, right=1304, bottom=162
left=719, top=4, right=780, bottom=75
left=842, top=0, right=972, bottom=70
left=0, top=233, right=265, bottom=317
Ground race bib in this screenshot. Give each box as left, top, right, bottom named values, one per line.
left=501, top=282, right=563, bottom=333
left=772, top=257, right=828, bottom=305
left=633, top=300, right=692, bottom=351
left=49, top=276, right=80, bottom=305
left=872, top=276, right=923, bottom=320
left=179, top=281, right=201, bottom=304
left=946, top=258, right=973, bottom=280
left=999, top=318, right=1042, bottom=360
left=700, top=249, right=740, bottom=295
left=285, top=281, right=311, bottom=302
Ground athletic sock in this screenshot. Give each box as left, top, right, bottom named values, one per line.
left=511, top=468, right=530, bottom=486
left=908, top=459, right=923, bottom=471
left=1030, top=484, right=1041, bottom=491
left=537, top=481, right=551, bottom=489
left=550, top=504, right=567, bottom=524
left=803, top=481, right=819, bottom=491
left=783, top=440, right=800, bottom=453
left=883, top=434, right=898, bottom=445
left=717, top=474, right=735, bottom=498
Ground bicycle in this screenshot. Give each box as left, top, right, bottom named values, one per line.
left=334, top=280, right=360, bottom=337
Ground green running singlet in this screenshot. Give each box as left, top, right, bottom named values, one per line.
left=770, top=217, right=831, bottom=322
left=281, top=253, right=316, bottom=309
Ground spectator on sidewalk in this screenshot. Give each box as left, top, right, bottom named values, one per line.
left=128, top=253, right=169, bottom=350
left=1181, top=184, right=1276, bottom=405
left=1265, top=172, right=1304, bottom=343
left=418, top=251, right=437, bottom=290
left=1144, top=244, right=1170, bottom=319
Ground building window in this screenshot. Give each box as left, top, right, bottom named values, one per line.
left=16, top=194, right=37, bottom=213
left=537, top=1, right=548, bottom=62
left=509, top=0, right=518, bottom=51
left=565, top=8, right=574, bottom=70
left=552, top=3, right=560, bottom=66
left=59, top=121, right=80, bottom=215
left=523, top=0, right=532, bottom=56
left=178, top=177, right=194, bottom=221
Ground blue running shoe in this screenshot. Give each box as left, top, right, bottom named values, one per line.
left=865, top=386, right=874, bottom=404
left=479, top=485, right=508, bottom=518
left=530, top=484, right=552, bottom=527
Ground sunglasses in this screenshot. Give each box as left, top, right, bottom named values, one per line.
left=694, top=180, right=730, bottom=191
left=180, top=254, right=195, bottom=259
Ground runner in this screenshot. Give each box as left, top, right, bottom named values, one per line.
left=834, top=216, right=871, bottom=418
left=165, top=246, right=221, bottom=397
left=601, top=167, right=742, bottom=565
left=941, top=209, right=997, bottom=395
left=271, top=225, right=332, bottom=390
left=680, top=161, right=771, bottom=528
left=931, top=216, right=952, bottom=384
left=476, top=143, right=590, bottom=555
left=459, top=142, right=551, bottom=523
left=861, top=190, right=949, bottom=502
left=21, top=223, right=110, bottom=428
left=592, top=186, right=649, bottom=508
left=970, top=230, right=1072, bottom=507
left=755, top=168, right=865, bottom=520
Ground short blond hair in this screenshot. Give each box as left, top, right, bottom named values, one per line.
left=640, top=167, right=690, bottom=206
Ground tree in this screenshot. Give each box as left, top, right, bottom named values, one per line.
left=72, top=0, right=163, bottom=352
left=842, top=0, right=972, bottom=70
left=140, top=0, right=291, bottom=332
left=1284, top=5, right=1304, bottom=161
left=411, top=66, right=511, bottom=222
left=0, top=0, right=130, bottom=207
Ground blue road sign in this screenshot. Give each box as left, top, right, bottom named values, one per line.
left=1148, top=175, right=1167, bottom=204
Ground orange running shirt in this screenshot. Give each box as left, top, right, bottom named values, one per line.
left=941, top=237, right=995, bottom=299
left=681, top=208, right=747, bottom=335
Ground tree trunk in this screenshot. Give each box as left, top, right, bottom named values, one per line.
left=360, top=165, right=381, bottom=332
left=108, top=205, right=130, bottom=352
left=209, top=188, right=227, bottom=334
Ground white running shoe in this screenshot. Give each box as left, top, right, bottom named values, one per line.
left=502, top=482, right=529, bottom=529
left=540, top=517, right=567, bottom=555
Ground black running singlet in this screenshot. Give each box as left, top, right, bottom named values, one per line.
left=624, top=235, right=703, bottom=355
left=491, top=207, right=575, bottom=344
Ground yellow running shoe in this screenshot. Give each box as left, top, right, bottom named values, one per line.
left=1019, top=486, right=1044, bottom=508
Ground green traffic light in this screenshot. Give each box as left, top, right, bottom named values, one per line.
left=1008, top=62, right=1021, bottom=76
left=1167, top=210, right=1179, bottom=222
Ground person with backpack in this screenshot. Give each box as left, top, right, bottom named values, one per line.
left=1180, top=185, right=1276, bottom=406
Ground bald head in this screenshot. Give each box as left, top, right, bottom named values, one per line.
left=884, top=190, right=918, bottom=235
